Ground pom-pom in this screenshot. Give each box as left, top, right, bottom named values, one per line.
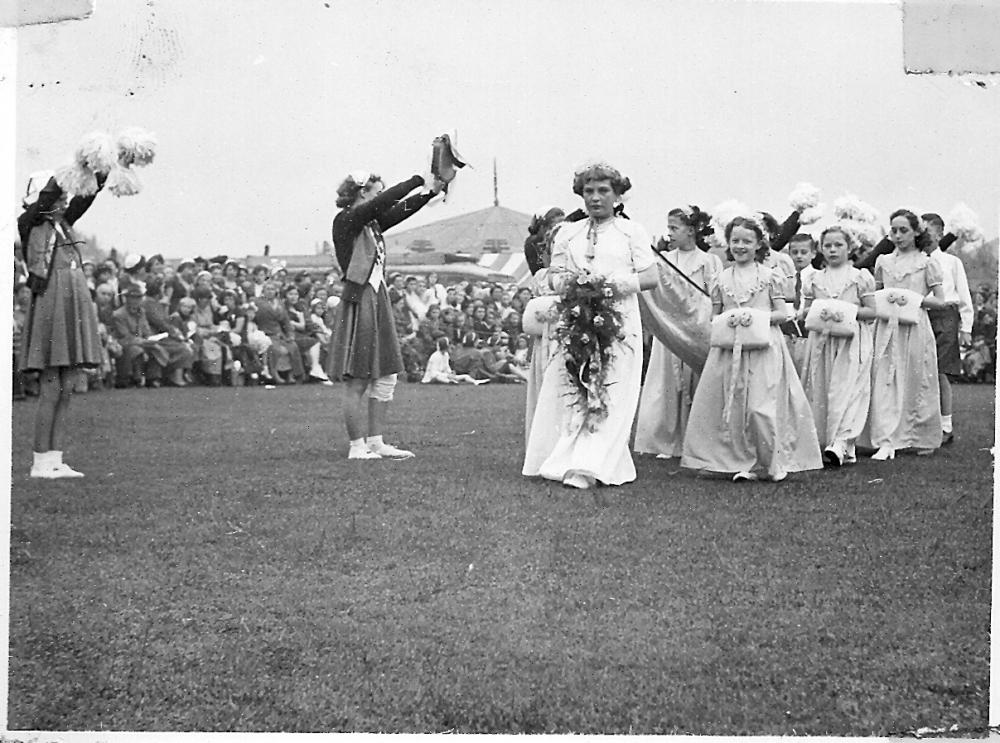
left=960, top=238, right=985, bottom=256
left=74, top=131, right=117, bottom=174
left=54, top=163, right=99, bottom=197
left=799, top=203, right=825, bottom=226
left=946, top=202, right=984, bottom=243
left=788, top=182, right=821, bottom=211
left=117, top=127, right=158, bottom=167
left=833, top=193, right=879, bottom=225
left=709, top=199, right=751, bottom=239
left=106, top=165, right=142, bottom=197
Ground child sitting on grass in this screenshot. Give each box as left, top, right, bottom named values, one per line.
left=421, top=337, right=487, bottom=385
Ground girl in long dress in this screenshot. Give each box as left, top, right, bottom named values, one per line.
left=681, top=216, right=823, bottom=481
left=860, top=209, right=947, bottom=459
left=800, top=226, right=877, bottom=466
left=634, top=206, right=721, bottom=458
left=523, top=162, right=658, bottom=489
left=522, top=207, right=566, bottom=443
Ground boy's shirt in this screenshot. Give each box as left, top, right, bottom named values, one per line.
left=780, top=264, right=818, bottom=337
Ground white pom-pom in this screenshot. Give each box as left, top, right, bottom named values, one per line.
left=710, top=199, right=751, bottom=238
left=833, top=193, right=879, bottom=224
left=75, top=131, right=117, bottom=174
left=960, top=236, right=985, bottom=256
left=117, top=127, right=158, bottom=167
left=788, top=182, right=820, bottom=211
left=799, top=203, right=825, bottom=226
left=106, top=165, right=142, bottom=197
left=946, top=202, right=984, bottom=242
left=54, top=163, right=99, bottom=197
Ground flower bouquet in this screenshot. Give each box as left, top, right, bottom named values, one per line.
left=552, top=268, right=627, bottom=431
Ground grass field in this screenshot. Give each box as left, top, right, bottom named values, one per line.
left=7, top=381, right=994, bottom=734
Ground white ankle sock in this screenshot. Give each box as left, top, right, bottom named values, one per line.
left=32, top=451, right=51, bottom=467
left=51, top=450, right=64, bottom=466
left=942, top=414, right=953, bottom=433
left=349, top=438, right=368, bottom=453
left=366, top=435, right=384, bottom=448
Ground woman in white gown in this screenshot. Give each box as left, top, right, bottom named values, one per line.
left=634, top=206, right=721, bottom=458
left=522, top=162, right=658, bottom=489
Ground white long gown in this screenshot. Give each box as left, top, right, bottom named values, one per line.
left=522, top=217, right=655, bottom=486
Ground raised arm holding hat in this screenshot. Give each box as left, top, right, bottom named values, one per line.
left=326, top=164, right=446, bottom=461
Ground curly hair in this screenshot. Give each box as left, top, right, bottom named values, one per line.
left=819, top=225, right=856, bottom=251
left=571, top=162, right=631, bottom=197
left=668, top=205, right=714, bottom=251
left=889, top=208, right=932, bottom=251
left=335, top=172, right=382, bottom=209
left=724, top=216, right=770, bottom=263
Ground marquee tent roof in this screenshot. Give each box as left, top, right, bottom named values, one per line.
left=384, top=204, right=529, bottom=258
left=384, top=203, right=533, bottom=285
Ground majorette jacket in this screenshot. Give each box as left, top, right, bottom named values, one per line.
left=332, top=175, right=435, bottom=304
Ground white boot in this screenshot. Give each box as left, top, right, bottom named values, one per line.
left=29, top=451, right=57, bottom=479
left=50, top=450, right=85, bottom=478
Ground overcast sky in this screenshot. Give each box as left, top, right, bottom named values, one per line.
left=13, top=0, right=1000, bottom=259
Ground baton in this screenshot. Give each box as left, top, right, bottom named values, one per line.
left=652, top=249, right=711, bottom=298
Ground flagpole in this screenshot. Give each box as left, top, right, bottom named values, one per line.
left=493, top=157, right=499, bottom=207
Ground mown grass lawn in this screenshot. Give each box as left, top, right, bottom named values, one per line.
left=7, top=382, right=994, bottom=734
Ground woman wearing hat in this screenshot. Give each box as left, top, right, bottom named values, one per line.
left=327, top=169, right=447, bottom=459
left=17, top=173, right=108, bottom=478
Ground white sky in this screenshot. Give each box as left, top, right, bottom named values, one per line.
left=12, top=0, right=1000, bottom=259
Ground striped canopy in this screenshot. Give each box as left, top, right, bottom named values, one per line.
left=476, top=252, right=531, bottom=286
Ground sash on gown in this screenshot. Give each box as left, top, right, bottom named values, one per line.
left=637, top=260, right=713, bottom=373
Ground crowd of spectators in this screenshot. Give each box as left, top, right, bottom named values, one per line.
left=965, top=284, right=998, bottom=383
left=12, top=254, right=535, bottom=398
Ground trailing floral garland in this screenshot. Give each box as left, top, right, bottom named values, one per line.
left=552, top=268, right=627, bottom=432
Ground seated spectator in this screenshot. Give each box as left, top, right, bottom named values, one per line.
left=470, top=304, right=497, bottom=342
left=142, top=276, right=194, bottom=387
left=450, top=309, right=470, bottom=344
left=417, top=304, right=449, bottom=359
left=92, top=265, right=117, bottom=304
left=480, top=333, right=525, bottom=383
left=242, top=301, right=272, bottom=383
left=404, top=275, right=429, bottom=322
left=191, top=286, right=232, bottom=386
left=425, top=272, right=448, bottom=307
left=216, top=290, right=254, bottom=385
left=253, top=280, right=304, bottom=384
left=168, top=260, right=196, bottom=313
left=308, top=297, right=333, bottom=371
left=510, top=333, right=531, bottom=370
left=119, top=253, right=148, bottom=297
left=422, top=337, right=486, bottom=385
left=500, top=309, right=523, bottom=346
left=222, top=261, right=244, bottom=299
left=283, top=284, right=331, bottom=383
left=387, top=272, right=406, bottom=304
left=94, top=282, right=117, bottom=327
left=111, top=284, right=173, bottom=388
left=451, top=332, right=499, bottom=382
left=392, top=293, right=418, bottom=341
left=963, top=335, right=993, bottom=383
